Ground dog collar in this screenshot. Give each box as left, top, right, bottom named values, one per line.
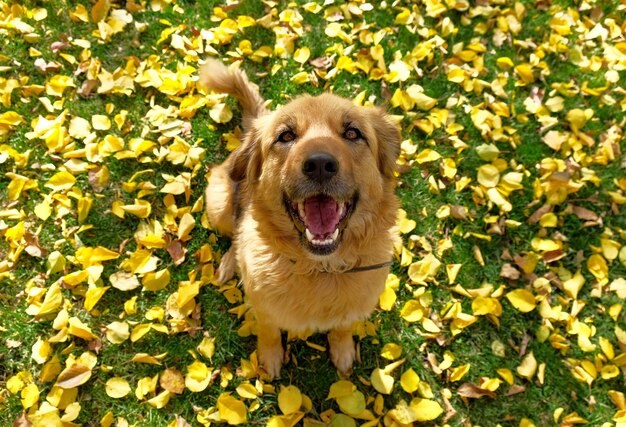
left=344, top=260, right=393, bottom=273
left=291, top=259, right=393, bottom=274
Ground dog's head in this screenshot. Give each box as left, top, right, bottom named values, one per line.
left=230, top=93, right=400, bottom=257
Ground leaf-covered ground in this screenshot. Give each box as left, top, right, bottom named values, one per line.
left=1, top=0, right=626, bottom=426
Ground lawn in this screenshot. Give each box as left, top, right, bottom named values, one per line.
left=1, top=0, right=626, bottom=426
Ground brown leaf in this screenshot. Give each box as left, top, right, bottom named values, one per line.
left=12, top=412, right=32, bottom=427
left=500, top=263, right=520, bottom=280
left=426, top=352, right=443, bottom=374
left=91, top=0, right=111, bottom=22
left=450, top=205, right=468, bottom=220
left=527, top=204, right=552, bottom=224
left=174, top=415, right=192, bottom=427
left=88, top=165, right=110, bottom=193
left=571, top=205, right=598, bottom=221
left=543, top=250, right=566, bottom=263
left=506, top=384, right=526, bottom=396
left=78, top=79, right=99, bottom=98
left=34, top=58, right=62, bottom=74
left=457, top=383, right=495, bottom=399
left=50, top=41, right=69, bottom=53
left=24, top=232, right=48, bottom=258
left=167, top=240, right=186, bottom=266
left=160, top=367, right=185, bottom=394
left=442, top=394, right=457, bottom=423
left=309, top=56, right=333, bottom=70
left=6, top=339, right=22, bottom=348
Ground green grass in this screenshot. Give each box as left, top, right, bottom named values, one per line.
left=1, top=0, right=626, bottom=426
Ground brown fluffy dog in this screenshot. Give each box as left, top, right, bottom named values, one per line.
left=200, top=59, right=400, bottom=378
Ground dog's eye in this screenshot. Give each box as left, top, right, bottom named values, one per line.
left=343, top=127, right=362, bottom=141
left=277, top=130, right=296, bottom=143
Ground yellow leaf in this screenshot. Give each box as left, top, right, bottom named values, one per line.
left=132, top=353, right=166, bottom=365
left=186, top=361, right=212, bottom=392
left=381, top=343, right=402, bottom=360
left=450, top=364, right=470, bottom=382
left=46, top=75, right=76, bottom=97
left=120, top=199, right=152, bottom=218
left=293, top=47, right=311, bottom=64
left=278, top=385, right=302, bottom=415
left=514, top=63, right=534, bottom=84
left=407, top=253, right=441, bottom=285
left=378, top=286, right=396, bottom=311
left=236, top=383, right=260, bottom=399
left=496, top=368, right=514, bottom=385
left=335, top=389, right=366, bottom=416
left=400, top=368, right=420, bottom=393
left=409, top=398, right=444, bottom=421
left=141, top=268, right=170, bottom=292
left=68, top=317, right=97, bottom=340
left=517, top=352, right=537, bottom=380
left=84, top=286, right=109, bottom=312
left=505, top=289, right=536, bottom=313
left=56, top=364, right=92, bottom=389
left=415, top=148, right=441, bottom=164
left=587, top=254, right=608, bottom=282
left=135, top=375, right=158, bottom=400
left=371, top=368, right=394, bottom=394
left=178, top=213, right=196, bottom=241
left=217, top=394, right=248, bottom=425
left=109, top=271, right=141, bottom=291
left=210, top=103, right=233, bottom=124
left=45, top=171, right=76, bottom=192
left=31, top=338, right=52, bottom=364
left=21, top=383, right=39, bottom=409
left=601, top=239, right=621, bottom=260
left=106, top=321, right=130, bottom=344
left=327, top=381, right=356, bottom=399
left=105, top=377, right=131, bottom=398
left=566, top=108, right=593, bottom=133
left=477, top=164, right=500, bottom=188
left=177, top=280, right=199, bottom=308
left=92, top=114, right=111, bottom=130
left=131, top=324, right=152, bottom=342
left=446, top=264, right=462, bottom=284
left=472, top=297, right=502, bottom=317
left=563, top=270, right=585, bottom=299
left=34, top=198, right=52, bottom=220
left=146, top=390, right=171, bottom=409
left=400, top=300, right=424, bottom=322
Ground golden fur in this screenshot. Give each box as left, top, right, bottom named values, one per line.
left=200, top=59, right=400, bottom=378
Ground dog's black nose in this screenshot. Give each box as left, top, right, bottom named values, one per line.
left=302, top=152, right=338, bottom=182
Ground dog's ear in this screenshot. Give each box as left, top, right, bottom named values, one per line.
left=369, top=108, right=401, bottom=178
left=229, top=126, right=263, bottom=183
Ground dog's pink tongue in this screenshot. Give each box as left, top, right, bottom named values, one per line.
left=304, top=195, right=339, bottom=236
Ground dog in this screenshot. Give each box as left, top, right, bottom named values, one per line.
left=200, top=59, right=400, bottom=378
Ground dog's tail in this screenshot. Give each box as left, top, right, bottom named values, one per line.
left=199, top=58, right=267, bottom=129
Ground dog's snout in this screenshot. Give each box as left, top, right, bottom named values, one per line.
left=302, top=152, right=338, bottom=182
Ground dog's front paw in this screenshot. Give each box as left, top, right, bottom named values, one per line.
left=329, top=329, right=356, bottom=375
left=216, top=247, right=237, bottom=284
left=258, top=343, right=284, bottom=379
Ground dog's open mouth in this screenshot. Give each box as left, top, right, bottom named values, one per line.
left=285, top=193, right=356, bottom=255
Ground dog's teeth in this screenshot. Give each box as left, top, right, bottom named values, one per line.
left=298, top=202, right=306, bottom=220
left=331, top=228, right=339, bottom=241
left=305, top=228, right=315, bottom=242
left=338, top=203, right=346, bottom=218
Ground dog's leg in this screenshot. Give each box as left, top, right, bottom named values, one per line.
left=257, top=319, right=283, bottom=379
left=329, top=326, right=356, bottom=375
left=205, top=162, right=235, bottom=237
left=215, top=245, right=237, bottom=284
